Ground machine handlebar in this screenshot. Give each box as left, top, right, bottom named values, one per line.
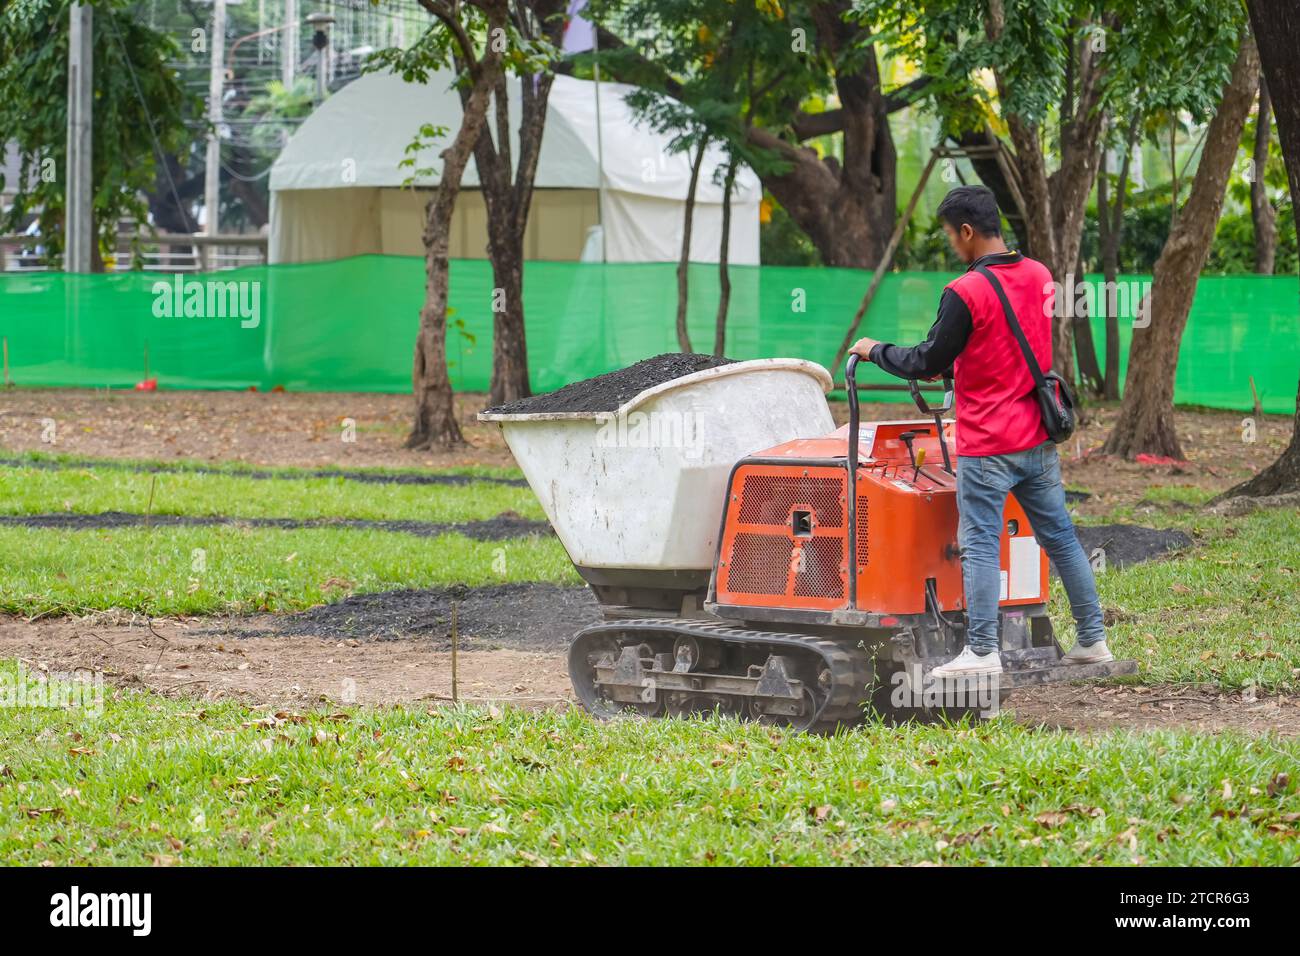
left=844, top=354, right=862, bottom=607
left=844, top=354, right=954, bottom=479
left=907, top=373, right=955, bottom=416
left=845, top=354, right=863, bottom=485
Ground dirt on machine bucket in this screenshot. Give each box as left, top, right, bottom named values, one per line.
left=482, top=352, right=736, bottom=416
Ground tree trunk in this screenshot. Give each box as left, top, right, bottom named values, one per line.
left=407, top=37, right=504, bottom=450
left=676, top=137, right=706, bottom=353
left=487, top=232, right=529, bottom=406
left=1102, top=35, right=1260, bottom=460
left=982, top=0, right=1107, bottom=388
left=410, top=195, right=465, bottom=450
left=1071, top=255, right=1105, bottom=397
left=1219, top=381, right=1300, bottom=498
left=1251, top=76, right=1277, bottom=274
left=1224, top=0, right=1300, bottom=496
left=742, top=1, right=897, bottom=268
left=713, top=158, right=737, bottom=357
left=470, top=1, right=565, bottom=406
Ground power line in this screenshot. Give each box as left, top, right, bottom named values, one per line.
left=220, top=159, right=274, bottom=181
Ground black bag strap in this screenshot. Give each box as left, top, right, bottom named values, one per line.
left=975, top=264, right=1049, bottom=388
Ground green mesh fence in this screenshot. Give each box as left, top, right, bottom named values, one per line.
left=0, top=255, right=1296, bottom=413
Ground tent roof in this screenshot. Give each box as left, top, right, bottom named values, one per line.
left=269, top=71, right=760, bottom=205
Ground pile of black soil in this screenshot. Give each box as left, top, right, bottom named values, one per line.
left=239, top=583, right=600, bottom=650
left=1070, top=524, right=1193, bottom=571
left=484, top=352, right=734, bottom=416
left=0, top=511, right=550, bottom=542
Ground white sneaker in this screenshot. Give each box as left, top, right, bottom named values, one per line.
left=930, top=646, right=1003, bottom=679
left=1062, top=640, right=1114, bottom=664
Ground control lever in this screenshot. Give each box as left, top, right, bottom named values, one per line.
left=907, top=375, right=956, bottom=475
left=898, top=430, right=920, bottom=479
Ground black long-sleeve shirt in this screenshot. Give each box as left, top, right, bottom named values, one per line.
left=867, top=250, right=1022, bottom=380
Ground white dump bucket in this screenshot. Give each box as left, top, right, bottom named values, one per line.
left=479, top=359, right=835, bottom=572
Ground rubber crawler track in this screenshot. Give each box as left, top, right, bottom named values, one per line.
left=569, top=618, right=875, bottom=730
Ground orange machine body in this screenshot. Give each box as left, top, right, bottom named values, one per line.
left=713, top=419, right=1049, bottom=617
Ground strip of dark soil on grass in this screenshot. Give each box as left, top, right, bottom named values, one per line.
left=0, top=456, right=526, bottom=487
left=1072, top=524, right=1193, bottom=570
left=0, top=511, right=550, bottom=542
left=3, top=508, right=1191, bottom=567
left=220, top=583, right=601, bottom=650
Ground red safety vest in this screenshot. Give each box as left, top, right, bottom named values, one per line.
left=947, top=255, right=1055, bottom=457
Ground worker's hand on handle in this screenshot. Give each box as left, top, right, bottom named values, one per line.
left=849, top=337, right=880, bottom=362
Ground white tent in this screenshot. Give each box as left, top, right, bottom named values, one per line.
left=268, top=71, right=761, bottom=265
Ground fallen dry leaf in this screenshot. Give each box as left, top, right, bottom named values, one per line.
left=21, top=807, right=63, bottom=819
left=1268, top=773, right=1290, bottom=798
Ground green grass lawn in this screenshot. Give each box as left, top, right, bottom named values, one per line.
left=0, top=671, right=1295, bottom=866
left=1, top=449, right=524, bottom=482
left=0, top=524, right=578, bottom=615
left=0, top=463, right=543, bottom=523
left=1059, top=507, right=1300, bottom=692
left=2, top=456, right=1298, bottom=867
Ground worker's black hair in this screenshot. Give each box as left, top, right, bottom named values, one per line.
left=937, top=185, right=1002, bottom=238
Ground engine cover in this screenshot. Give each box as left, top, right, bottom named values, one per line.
left=712, top=420, right=1048, bottom=617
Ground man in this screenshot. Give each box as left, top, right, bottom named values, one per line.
left=850, top=185, right=1110, bottom=678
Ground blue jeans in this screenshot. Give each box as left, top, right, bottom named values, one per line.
left=956, top=441, right=1105, bottom=654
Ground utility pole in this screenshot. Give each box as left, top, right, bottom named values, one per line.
left=205, top=0, right=227, bottom=241
left=204, top=0, right=227, bottom=247
left=281, top=0, right=298, bottom=87
left=65, top=1, right=93, bottom=273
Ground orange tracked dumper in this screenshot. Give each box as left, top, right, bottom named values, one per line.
left=483, top=355, right=1136, bottom=729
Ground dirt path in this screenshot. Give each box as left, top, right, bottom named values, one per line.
left=1006, top=682, right=1300, bottom=735
left=0, top=389, right=514, bottom=470
left=0, top=615, right=573, bottom=710
left=1, top=388, right=1290, bottom=513
left=4, top=614, right=1297, bottom=735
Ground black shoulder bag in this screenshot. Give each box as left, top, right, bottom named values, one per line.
left=975, top=265, right=1076, bottom=444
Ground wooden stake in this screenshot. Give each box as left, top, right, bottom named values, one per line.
left=831, top=148, right=941, bottom=378
left=145, top=474, right=156, bottom=527
left=2, top=336, right=10, bottom=388
left=1249, top=376, right=1263, bottom=421
left=450, top=600, right=459, bottom=704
